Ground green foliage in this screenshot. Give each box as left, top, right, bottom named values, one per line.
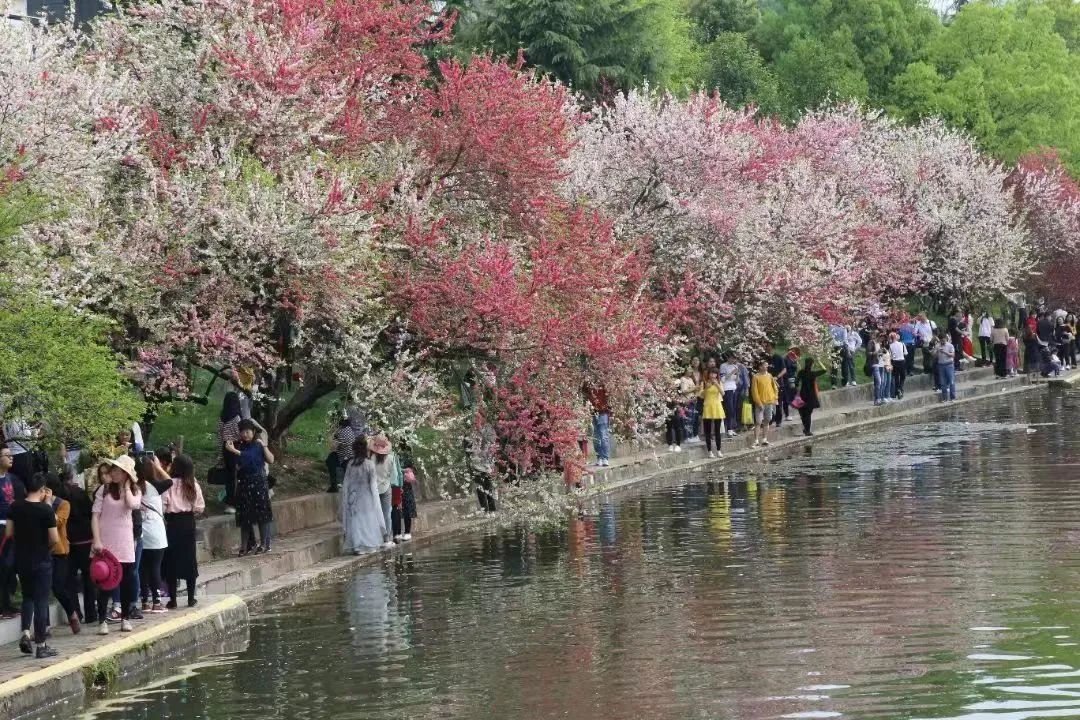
left=451, top=0, right=700, bottom=93
left=889, top=1, right=1080, bottom=173
left=753, top=0, right=939, bottom=117
left=0, top=297, right=145, bottom=449
left=699, top=31, right=780, bottom=111
left=689, top=0, right=760, bottom=41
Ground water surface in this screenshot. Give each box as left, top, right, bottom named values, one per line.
left=55, top=392, right=1080, bottom=720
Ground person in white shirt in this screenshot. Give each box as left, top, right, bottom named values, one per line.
left=978, top=312, right=994, bottom=364
left=718, top=355, right=741, bottom=436
left=888, top=332, right=908, bottom=399
left=914, top=314, right=934, bottom=375
left=842, top=326, right=862, bottom=387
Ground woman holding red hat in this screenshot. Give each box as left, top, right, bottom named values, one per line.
left=91, top=455, right=142, bottom=635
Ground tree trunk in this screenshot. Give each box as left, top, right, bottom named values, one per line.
left=265, top=378, right=337, bottom=452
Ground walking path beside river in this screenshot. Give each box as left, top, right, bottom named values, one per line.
left=0, top=364, right=1056, bottom=719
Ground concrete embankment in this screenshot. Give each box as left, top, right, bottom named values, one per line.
left=0, top=364, right=1056, bottom=718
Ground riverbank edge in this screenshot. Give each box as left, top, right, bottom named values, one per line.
left=592, top=378, right=1044, bottom=501
left=0, top=595, right=248, bottom=720
left=0, top=373, right=1053, bottom=719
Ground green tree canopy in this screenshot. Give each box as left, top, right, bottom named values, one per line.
left=450, top=0, right=700, bottom=94
left=752, top=0, right=939, bottom=117
left=0, top=192, right=145, bottom=450
left=889, top=1, right=1080, bottom=173
left=699, top=31, right=780, bottom=112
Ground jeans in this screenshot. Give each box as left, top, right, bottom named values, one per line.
left=114, top=537, right=142, bottom=608
left=592, top=413, right=611, bottom=462
left=841, top=348, right=856, bottom=385
left=723, top=390, right=738, bottom=433
left=19, top=559, right=53, bottom=644
left=683, top=400, right=699, bottom=439
left=379, top=491, right=392, bottom=541
left=872, top=366, right=887, bottom=403
left=938, top=363, right=957, bottom=401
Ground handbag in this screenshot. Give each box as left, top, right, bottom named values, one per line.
left=740, top=398, right=753, bottom=426
left=791, top=394, right=806, bottom=409
left=206, top=463, right=230, bottom=486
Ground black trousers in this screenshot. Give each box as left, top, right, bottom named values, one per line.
left=798, top=407, right=813, bottom=435
left=68, top=543, right=95, bottom=622
left=140, top=548, right=165, bottom=604
left=474, top=472, right=497, bottom=512
left=96, top=562, right=136, bottom=620
left=993, top=343, right=1008, bottom=377
left=18, top=560, right=52, bottom=643
left=665, top=411, right=684, bottom=446
left=0, top=539, right=16, bottom=613
left=702, top=419, right=723, bottom=453
left=222, top=447, right=238, bottom=507
left=892, top=363, right=907, bottom=397
left=391, top=508, right=412, bottom=536
left=50, top=554, right=76, bottom=618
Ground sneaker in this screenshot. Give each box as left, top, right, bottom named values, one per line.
left=187, top=598, right=198, bottom=608
left=165, top=600, right=178, bottom=610
left=129, top=608, right=145, bottom=621
left=667, top=445, right=675, bottom=452
left=401, top=533, right=412, bottom=541
left=224, top=506, right=236, bottom=515
left=35, top=645, right=58, bottom=659
left=120, top=620, right=133, bottom=633
left=393, top=534, right=403, bottom=541
left=727, top=430, right=737, bottom=437
left=673, top=445, right=682, bottom=453
left=106, top=608, right=121, bottom=623
left=763, top=439, right=771, bottom=446
left=752, top=441, right=761, bottom=447
left=141, top=600, right=150, bottom=612
left=0, top=609, right=18, bottom=620
left=325, top=485, right=339, bottom=494
left=68, top=613, right=81, bottom=635
left=708, top=451, right=715, bottom=459
left=716, top=451, right=724, bottom=458
left=150, top=603, right=167, bottom=614
left=98, top=622, right=109, bottom=636
left=19, top=634, right=32, bottom=655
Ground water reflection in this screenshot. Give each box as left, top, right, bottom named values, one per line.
left=45, top=391, right=1080, bottom=720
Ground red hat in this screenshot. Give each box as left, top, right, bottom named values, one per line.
left=89, top=548, right=122, bottom=591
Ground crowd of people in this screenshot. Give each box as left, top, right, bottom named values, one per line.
left=588, top=303, right=1078, bottom=473
left=0, top=437, right=205, bottom=659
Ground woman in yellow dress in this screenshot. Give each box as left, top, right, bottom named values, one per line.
left=699, top=369, right=726, bottom=459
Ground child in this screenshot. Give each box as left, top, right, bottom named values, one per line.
left=750, top=360, right=779, bottom=447
left=225, top=420, right=275, bottom=555
left=1006, top=335, right=1020, bottom=376
left=161, top=454, right=205, bottom=608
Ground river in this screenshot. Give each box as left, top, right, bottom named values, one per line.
left=52, top=391, right=1080, bottom=719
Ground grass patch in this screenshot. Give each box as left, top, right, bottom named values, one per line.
left=83, top=656, right=120, bottom=692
